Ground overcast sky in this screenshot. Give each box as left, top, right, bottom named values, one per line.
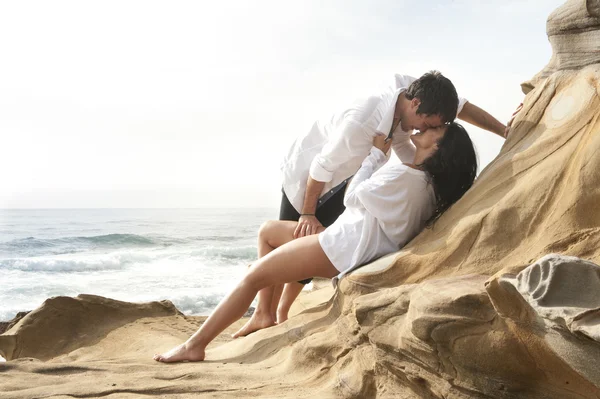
left=0, top=0, right=565, bottom=208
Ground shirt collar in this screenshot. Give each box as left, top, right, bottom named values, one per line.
left=375, top=88, right=403, bottom=136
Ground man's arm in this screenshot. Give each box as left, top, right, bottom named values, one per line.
left=458, top=102, right=507, bottom=138
left=293, top=177, right=325, bottom=238
left=294, top=119, right=371, bottom=238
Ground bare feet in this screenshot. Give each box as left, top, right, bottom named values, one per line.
left=232, top=312, right=276, bottom=338
left=153, top=341, right=205, bottom=363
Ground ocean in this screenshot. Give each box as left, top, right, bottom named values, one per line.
left=0, top=208, right=279, bottom=322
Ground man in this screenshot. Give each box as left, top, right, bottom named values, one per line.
left=274, top=71, right=506, bottom=325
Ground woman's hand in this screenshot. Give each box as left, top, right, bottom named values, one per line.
left=373, top=134, right=392, bottom=154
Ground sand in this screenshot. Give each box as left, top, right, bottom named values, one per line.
left=0, top=282, right=337, bottom=398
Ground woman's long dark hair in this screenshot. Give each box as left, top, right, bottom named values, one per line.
left=419, top=122, right=477, bottom=226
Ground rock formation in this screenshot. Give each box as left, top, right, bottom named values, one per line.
left=2, top=1, right=600, bottom=398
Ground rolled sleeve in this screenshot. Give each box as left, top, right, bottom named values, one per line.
left=457, top=96, right=468, bottom=115
left=308, top=119, right=369, bottom=183
left=309, top=156, right=334, bottom=182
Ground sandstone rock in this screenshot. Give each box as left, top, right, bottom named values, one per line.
left=0, top=311, right=29, bottom=335
left=0, top=294, right=181, bottom=361
left=489, top=254, right=600, bottom=389
left=524, top=0, right=600, bottom=93
left=293, top=0, right=600, bottom=395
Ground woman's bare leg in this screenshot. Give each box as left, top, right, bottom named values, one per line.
left=276, top=225, right=326, bottom=323
left=234, top=221, right=327, bottom=336
left=232, top=220, right=296, bottom=338
left=269, top=284, right=284, bottom=320
left=153, top=234, right=338, bottom=363
left=233, top=221, right=294, bottom=337
left=256, top=221, right=292, bottom=318
left=276, top=282, right=305, bottom=323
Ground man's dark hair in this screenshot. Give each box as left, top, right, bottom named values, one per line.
left=405, top=71, right=459, bottom=123
left=420, top=122, right=477, bottom=226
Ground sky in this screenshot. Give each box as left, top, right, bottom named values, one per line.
left=0, top=0, right=566, bottom=209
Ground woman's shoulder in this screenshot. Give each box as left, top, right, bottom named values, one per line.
left=377, top=162, right=427, bottom=179
left=382, top=164, right=435, bottom=203
left=368, top=163, right=429, bottom=194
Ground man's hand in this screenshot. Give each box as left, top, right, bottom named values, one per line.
left=294, top=214, right=323, bottom=238
left=373, top=134, right=392, bottom=154
left=505, top=103, right=523, bottom=138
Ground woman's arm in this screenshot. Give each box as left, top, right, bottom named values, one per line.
left=344, top=145, right=388, bottom=209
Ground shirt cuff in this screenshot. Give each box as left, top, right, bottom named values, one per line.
left=369, top=147, right=387, bottom=166
left=457, top=97, right=468, bottom=115
left=309, top=157, right=334, bottom=182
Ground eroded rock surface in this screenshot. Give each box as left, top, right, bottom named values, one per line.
left=0, top=294, right=181, bottom=361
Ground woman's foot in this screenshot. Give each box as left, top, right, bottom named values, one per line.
left=232, top=311, right=276, bottom=338
left=153, top=341, right=205, bottom=363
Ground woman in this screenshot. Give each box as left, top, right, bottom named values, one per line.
left=154, top=122, right=477, bottom=363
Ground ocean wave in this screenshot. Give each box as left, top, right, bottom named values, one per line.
left=0, top=243, right=258, bottom=273
left=0, top=290, right=237, bottom=321
left=170, top=293, right=226, bottom=315
left=185, top=235, right=243, bottom=242
left=0, top=234, right=189, bottom=256
left=0, top=252, right=152, bottom=272
left=0, top=233, right=255, bottom=255
left=190, top=245, right=257, bottom=262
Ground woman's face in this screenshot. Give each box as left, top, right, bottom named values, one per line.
left=410, top=125, right=447, bottom=157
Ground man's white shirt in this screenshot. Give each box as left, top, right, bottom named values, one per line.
left=280, top=74, right=468, bottom=213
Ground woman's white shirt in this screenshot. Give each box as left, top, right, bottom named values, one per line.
left=318, top=146, right=436, bottom=275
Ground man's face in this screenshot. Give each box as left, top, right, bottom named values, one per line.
left=400, top=98, right=444, bottom=133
